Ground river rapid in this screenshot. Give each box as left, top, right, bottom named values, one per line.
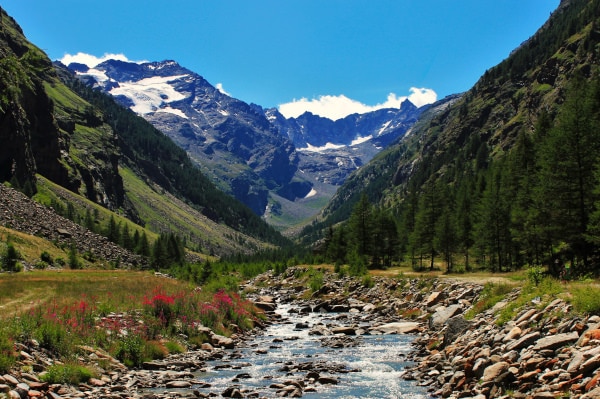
left=170, top=302, right=431, bottom=398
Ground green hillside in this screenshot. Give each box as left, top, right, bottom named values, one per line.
left=307, top=0, right=600, bottom=276
left=0, top=7, right=287, bottom=258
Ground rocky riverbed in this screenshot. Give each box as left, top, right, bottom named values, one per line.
left=3, top=267, right=600, bottom=398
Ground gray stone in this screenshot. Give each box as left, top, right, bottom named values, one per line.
left=331, top=326, right=356, bottom=335
left=166, top=380, right=192, bottom=388
left=482, top=362, right=509, bottom=382
left=443, top=316, right=471, bottom=346
left=505, top=331, right=541, bottom=351
left=533, top=332, right=579, bottom=351
left=429, top=304, right=462, bottom=329
left=370, top=322, right=420, bottom=334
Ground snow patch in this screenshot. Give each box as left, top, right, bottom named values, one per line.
left=304, top=188, right=317, bottom=198
left=218, top=110, right=230, bottom=116
left=377, top=121, right=392, bottom=135
left=157, top=107, right=188, bottom=119
left=297, top=142, right=346, bottom=153
left=78, top=68, right=110, bottom=84
left=350, top=135, right=372, bottom=146
left=108, top=75, right=190, bottom=115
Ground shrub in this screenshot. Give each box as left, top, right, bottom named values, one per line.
left=164, top=340, right=185, bottom=354
left=308, top=271, right=324, bottom=292
left=361, top=274, right=374, bottom=288
left=0, top=332, right=15, bottom=374
left=34, top=261, right=48, bottom=270
left=571, top=285, right=600, bottom=314
left=113, top=334, right=145, bottom=368
left=40, top=363, right=95, bottom=385
left=40, top=251, right=53, bottom=264
left=527, top=265, right=545, bottom=286
left=1, top=242, right=21, bottom=272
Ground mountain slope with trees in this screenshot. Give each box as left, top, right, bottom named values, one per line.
left=0, top=7, right=288, bottom=257
left=310, top=0, right=600, bottom=276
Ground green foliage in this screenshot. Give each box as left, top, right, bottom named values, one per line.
left=40, top=363, right=95, bottom=385
left=164, top=340, right=185, bottom=354
left=0, top=331, right=15, bottom=374
left=527, top=265, right=545, bottom=286
left=308, top=270, right=324, bottom=292
left=63, top=76, right=289, bottom=247
left=68, top=242, right=82, bottom=269
left=361, top=274, right=375, bottom=288
left=570, top=285, right=600, bottom=314
left=40, top=250, right=53, bottom=264
left=465, top=283, right=513, bottom=319
left=1, top=242, right=22, bottom=272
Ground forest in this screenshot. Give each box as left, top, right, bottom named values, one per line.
left=318, top=72, right=600, bottom=277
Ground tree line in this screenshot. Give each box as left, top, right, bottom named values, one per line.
left=320, top=73, right=600, bottom=277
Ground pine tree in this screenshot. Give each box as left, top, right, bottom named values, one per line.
left=536, top=74, right=600, bottom=272
left=348, top=194, right=374, bottom=259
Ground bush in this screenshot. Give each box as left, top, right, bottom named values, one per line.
left=40, top=363, right=95, bottom=385
left=308, top=271, right=324, bottom=292
left=1, top=242, right=21, bottom=272
left=40, top=251, right=53, bottom=264
left=361, top=274, right=374, bottom=288
left=34, top=261, right=48, bottom=270
left=113, top=334, right=145, bottom=368
left=164, top=340, right=185, bottom=354
left=0, top=333, right=15, bottom=374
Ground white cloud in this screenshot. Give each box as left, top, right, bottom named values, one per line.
left=215, top=83, right=231, bottom=96
left=59, top=52, right=146, bottom=68
left=278, top=87, right=437, bottom=121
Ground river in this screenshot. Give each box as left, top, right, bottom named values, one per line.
left=184, top=303, right=431, bottom=398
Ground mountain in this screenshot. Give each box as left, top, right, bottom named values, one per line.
left=264, top=101, right=424, bottom=186
left=69, top=59, right=300, bottom=216
left=70, top=59, right=427, bottom=230
left=0, top=7, right=287, bottom=257
left=305, top=0, right=600, bottom=273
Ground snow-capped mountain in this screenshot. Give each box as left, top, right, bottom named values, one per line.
left=70, top=59, right=300, bottom=215
left=69, top=58, right=425, bottom=228
left=264, top=102, right=424, bottom=185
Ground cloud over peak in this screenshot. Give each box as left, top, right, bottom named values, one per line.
left=278, top=88, right=437, bottom=121
left=59, top=52, right=146, bottom=68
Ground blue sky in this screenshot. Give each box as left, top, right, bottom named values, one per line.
left=2, top=1, right=559, bottom=119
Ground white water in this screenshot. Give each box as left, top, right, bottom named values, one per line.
left=192, top=304, right=431, bottom=398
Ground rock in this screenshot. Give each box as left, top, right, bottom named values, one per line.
left=443, top=316, right=471, bottom=346
left=2, top=375, right=18, bottom=386
left=318, top=376, right=339, bottom=384
left=578, top=329, right=600, bottom=346
left=429, top=305, right=462, bottom=329
left=370, top=322, right=420, bottom=334
left=222, top=386, right=243, bottom=398
left=424, top=291, right=444, bottom=307
left=254, top=302, right=277, bottom=312
left=211, top=333, right=235, bottom=349
left=583, top=387, right=600, bottom=399
left=166, top=380, right=192, bottom=388
left=503, top=326, right=522, bottom=342
left=505, top=331, right=541, bottom=351
left=482, top=362, right=509, bottom=382
left=331, top=326, right=356, bottom=335
left=533, top=332, right=579, bottom=351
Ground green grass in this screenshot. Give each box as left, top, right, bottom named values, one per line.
left=570, top=283, right=600, bottom=314
left=0, top=269, right=262, bottom=370
left=120, top=166, right=263, bottom=256
left=465, top=282, right=514, bottom=320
